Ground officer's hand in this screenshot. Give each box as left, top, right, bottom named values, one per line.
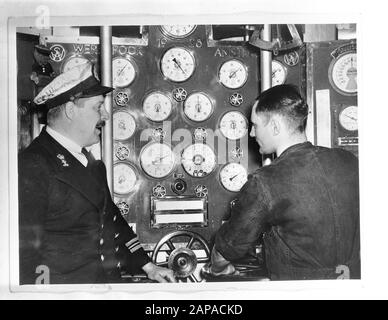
left=142, top=262, right=177, bottom=283
left=201, top=247, right=239, bottom=277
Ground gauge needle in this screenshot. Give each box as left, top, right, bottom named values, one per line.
left=229, top=69, right=240, bottom=79
left=345, top=115, right=357, bottom=121
left=172, top=58, right=186, bottom=74
left=152, top=155, right=169, bottom=165
left=229, top=173, right=240, bottom=181
left=114, top=64, right=128, bottom=82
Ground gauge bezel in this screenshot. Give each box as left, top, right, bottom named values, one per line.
left=183, top=91, right=214, bottom=122
left=113, top=110, right=137, bottom=141
left=219, top=110, right=249, bottom=140
left=328, top=51, right=357, bottom=96
left=160, top=47, right=196, bottom=83
left=181, top=143, right=217, bottom=178
left=113, top=161, right=139, bottom=195
left=139, top=142, right=176, bottom=179
left=219, top=162, right=248, bottom=192
left=112, top=56, right=138, bottom=88
left=142, top=91, right=173, bottom=122
left=271, top=60, right=288, bottom=86
left=218, top=59, right=249, bottom=89
left=159, top=25, right=197, bottom=39
left=338, top=105, right=358, bottom=131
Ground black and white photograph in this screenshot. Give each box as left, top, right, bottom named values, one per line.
left=1, top=0, right=387, bottom=301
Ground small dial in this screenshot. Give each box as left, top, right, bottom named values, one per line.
left=143, top=91, right=173, bottom=122
left=62, top=56, right=90, bottom=73
left=112, top=57, right=137, bottom=88
left=161, top=47, right=195, bottom=82
left=113, top=111, right=136, bottom=140
left=181, top=143, right=216, bottom=178
left=160, top=25, right=197, bottom=38
left=193, top=127, right=208, bottom=141
left=113, top=163, right=137, bottom=194
left=219, top=111, right=248, bottom=140
left=219, top=163, right=248, bottom=192
left=339, top=106, right=358, bottom=131
left=329, top=52, right=357, bottom=95
left=218, top=59, right=248, bottom=89
left=152, top=184, right=167, bottom=198
left=140, top=143, right=175, bottom=178
left=194, top=185, right=208, bottom=198
left=184, top=92, right=214, bottom=122
left=272, top=60, right=288, bottom=86
left=114, top=91, right=130, bottom=106
left=116, top=201, right=130, bottom=216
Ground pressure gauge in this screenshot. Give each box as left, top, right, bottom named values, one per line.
left=143, top=91, right=173, bottom=122
left=219, top=163, right=248, bottom=192
left=219, top=111, right=248, bottom=140
left=113, top=163, right=138, bottom=194
left=272, top=60, right=287, bottom=86
left=218, top=59, right=248, bottom=89
left=160, top=25, right=197, bottom=38
left=181, top=143, right=216, bottom=178
left=339, top=106, right=358, bottom=131
left=140, top=143, right=175, bottom=178
left=184, top=92, right=214, bottom=122
left=329, top=52, right=357, bottom=95
left=112, top=57, right=137, bottom=88
left=62, top=56, right=90, bottom=73
left=113, top=111, right=136, bottom=140
left=160, top=47, right=195, bottom=82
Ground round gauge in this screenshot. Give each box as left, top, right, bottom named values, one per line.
left=112, top=57, right=137, bottom=88
left=181, top=143, right=216, bottom=178
left=62, top=56, right=90, bottom=73
left=184, top=92, right=214, bottom=122
left=329, top=52, right=357, bottom=95
left=160, top=25, right=197, bottom=38
left=219, top=163, right=248, bottom=192
left=160, top=47, right=195, bottom=82
left=143, top=91, right=173, bottom=122
left=113, top=111, right=136, bottom=140
left=218, top=59, right=248, bottom=89
left=272, top=60, right=288, bottom=86
left=113, top=163, right=138, bottom=194
left=140, top=143, right=175, bottom=178
left=339, top=106, right=358, bottom=131
left=219, top=111, right=248, bottom=140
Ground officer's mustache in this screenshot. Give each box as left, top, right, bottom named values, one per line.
left=95, top=121, right=106, bottom=129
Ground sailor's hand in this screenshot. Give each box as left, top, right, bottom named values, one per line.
left=142, top=262, right=177, bottom=283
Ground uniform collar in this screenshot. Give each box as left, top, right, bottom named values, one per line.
left=46, top=126, right=83, bottom=155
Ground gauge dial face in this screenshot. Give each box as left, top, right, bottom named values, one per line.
left=143, top=92, right=173, bottom=122
left=113, top=111, right=136, bottom=140
left=160, top=47, right=195, bottom=82
left=218, top=59, right=248, bottom=89
left=339, top=106, right=358, bottom=131
left=140, top=143, right=175, bottom=178
left=329, top=52, right=357, bottom=95
left=113, top=163, right=137, bottom=194
left=184, top=92, right=214, bottom=122
left=62, top=56, right=90, bottom=73
left=112, top=57, right=136, bottom=88
left=181, top=143, right=216, bottom=178
left=160, top=25, right=197, bottom=38
left=219, top=111, right=248, bottom=140
left=219, top=163, right=248, bottom=192
left=272, top=60, right=287, bottom=86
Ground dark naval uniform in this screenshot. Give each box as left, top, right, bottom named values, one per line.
left=19, top=128, right=151, bottom=284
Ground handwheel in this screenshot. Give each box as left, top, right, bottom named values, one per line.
left=151, top=231, right=211, bottom=282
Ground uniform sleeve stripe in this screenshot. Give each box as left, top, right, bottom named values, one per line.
left=125, top=237, right=139, bottom=248
left=127, top=241, right=140, bottom=250
left=129, top=243, right=142, bottom=253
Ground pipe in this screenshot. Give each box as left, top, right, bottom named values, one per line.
left=260, top=25, right=274, bottom=165
left=100, top=26, right=113, bottom=194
